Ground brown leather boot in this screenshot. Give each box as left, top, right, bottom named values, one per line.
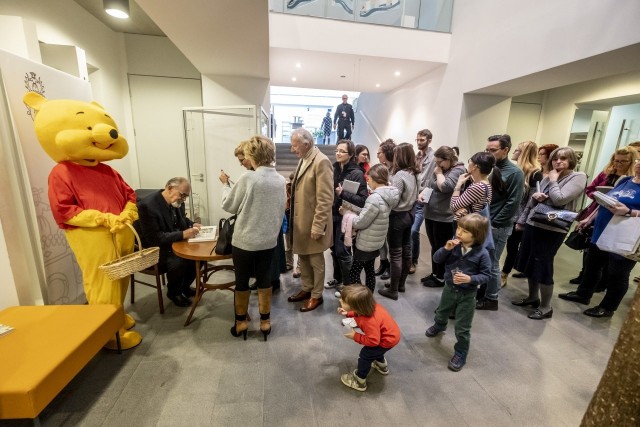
left=231, top=290, right=250, bottom=340
left=257, top=288, right=272, bottom=341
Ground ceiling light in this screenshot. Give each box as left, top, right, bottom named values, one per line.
left=295, top=63, right=301, bottom=68
left=376, top=83, right=380, bottom=88
left=394, top=71, right=400, bottom=77
left=292, top=77, right=297, bottom=82
left=104, top=0, right=129, bottom=19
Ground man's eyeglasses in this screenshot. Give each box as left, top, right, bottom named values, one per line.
left=485, top=147, right=501, bottom=153
left=179, top=192, right=189, bottom=199
left=335, top=150, right=349, bottom=154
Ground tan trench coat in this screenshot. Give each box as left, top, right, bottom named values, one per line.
left=289, top=147, right=334, bottom=255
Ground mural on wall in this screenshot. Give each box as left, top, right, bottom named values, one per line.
left=0, top=49, right=92, bottom=304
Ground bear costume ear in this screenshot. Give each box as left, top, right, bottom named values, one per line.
left=90, top=101, right=105, bottom=110
left=23, top=91, right=47, bottom=111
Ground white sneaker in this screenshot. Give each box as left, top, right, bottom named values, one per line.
left=341, top=370, right=367, bottom=391
left=325, top=279, right=341, bottom=289
left=342, top=317, right=357, bottom=328
left=371, top=358, right=389, bottom=375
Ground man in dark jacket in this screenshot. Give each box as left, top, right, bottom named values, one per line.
left=333, top=94, right=355, bottom=140
left=477, top=135, right=524, bottom=311
left=137, top=177, right=201, bottom=307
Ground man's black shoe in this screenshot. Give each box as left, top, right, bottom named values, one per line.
left=183, top=288, right=197, bottom=298
left=168, top=294, right=192, bottom=307
left=558, top=291, right=590, bottom=305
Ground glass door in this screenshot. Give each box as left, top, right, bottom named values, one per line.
left=183, top=106, right=260, bottom=226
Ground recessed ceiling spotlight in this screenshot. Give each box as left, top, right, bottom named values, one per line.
left=104, top=0, right=129, bottom=19
left=292, top=77, right=297, bottom=82
left=295, top=63, right=301, bottom=68
left=340, top=75, right=346, bottom=78
left=375, top=83, right=380, bottom=88
left=394, top=71, right=400, bottom=77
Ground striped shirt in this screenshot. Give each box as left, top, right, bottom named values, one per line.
left=450, top=182, right=492, bottom=221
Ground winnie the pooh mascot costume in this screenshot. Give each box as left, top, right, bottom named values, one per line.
left=24, top=92, right=142, bottom=350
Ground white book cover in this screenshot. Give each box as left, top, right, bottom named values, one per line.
left=341, top=179, right=360, bottom=194
left=188, top=226, right=217, bottom=243
left=0, top=324, right=14, bottom=336
left=593, top=191, right=618, bottom=208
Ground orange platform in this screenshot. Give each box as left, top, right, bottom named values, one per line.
left=0, top=305, right=123, bottom=420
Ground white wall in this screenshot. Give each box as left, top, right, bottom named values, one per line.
left=0, top=0, right=134, bottom=182
left=355, top=0, right=640, bottom=156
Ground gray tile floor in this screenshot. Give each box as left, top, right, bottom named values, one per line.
left=7, top=236, right=639, bottom=427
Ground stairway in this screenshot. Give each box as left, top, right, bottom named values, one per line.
left=275, top=143, right=336, bottom=178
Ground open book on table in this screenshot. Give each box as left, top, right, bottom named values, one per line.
left=188, top=225, right=217, bottom=243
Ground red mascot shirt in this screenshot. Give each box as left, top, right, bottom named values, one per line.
left=48, top=161, right=136, bottom=230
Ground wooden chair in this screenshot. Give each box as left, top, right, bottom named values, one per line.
left=129, top=194, right=166, bottom=314
left=130, top=264, right=166, bottom=314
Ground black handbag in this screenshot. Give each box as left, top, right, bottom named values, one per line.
left=214, top=215, right=236, bottom=255
left=530, top=203, right=578, bottom=232
left=564, top=227, right=593, bottom=250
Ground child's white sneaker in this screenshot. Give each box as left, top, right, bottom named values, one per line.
left=371, top=358, right=389, bottom=375
left=341, top=317, right=357, bottom=328
left=341, top=370, right=367, bottom=391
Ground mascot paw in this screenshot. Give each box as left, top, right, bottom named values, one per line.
left=104, top=329, right=142, bottom=351
left=123, top=313, right=136, bottom=330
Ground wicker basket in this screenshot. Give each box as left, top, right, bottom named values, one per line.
left=99, top=223, right=160, bottom=281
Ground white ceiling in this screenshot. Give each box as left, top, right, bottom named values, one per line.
left=74, top=0, right=445, bottom=93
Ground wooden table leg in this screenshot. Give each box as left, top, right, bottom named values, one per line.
left=184, top=260, right=202, bottom=326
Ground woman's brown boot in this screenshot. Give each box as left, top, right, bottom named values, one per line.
left=230, top=290, right=250, bottom=340
left=258, top=288, right=272, bottom=341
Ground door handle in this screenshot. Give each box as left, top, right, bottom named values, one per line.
left=191, top=173, right=204, bottom=182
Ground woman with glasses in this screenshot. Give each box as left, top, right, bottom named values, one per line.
left=537, top=144, right=559, bottom=177
left=419, top=147, right=466, bottom=288
left=326, top=139, right=368, bottom=291
left=560, top=152, right=640, bottom=318
left=378, top=143, right=419, bottom=300
left=219, top=136, right=286, bottom=341
left=567, top=146, right=638, bottom=286
left=512, top=147, right=587, bottom=320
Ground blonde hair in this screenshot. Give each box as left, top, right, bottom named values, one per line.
left=340, top=285, right=376, bottom=316
left=457, top=213, right=489, bottom=246
left=604, top=146, right=639, bottom=176
left=516, top=141, right=540, bottom=191
left=243, top=135, right=275, bottom=167
left=234, top=141, right=247, bottom=158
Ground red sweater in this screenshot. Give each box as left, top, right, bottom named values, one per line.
left=348, top=304, right=400, bottom=348
left=48, top=161, right=136, bottom=229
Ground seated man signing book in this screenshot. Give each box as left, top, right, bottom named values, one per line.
left=138, top=177, right=201, bottom=307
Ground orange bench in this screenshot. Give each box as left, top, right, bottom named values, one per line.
left=0, top=305, right=123, bottom=421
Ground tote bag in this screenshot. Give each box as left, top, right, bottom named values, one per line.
left=595, top=214, right=640, bottom=260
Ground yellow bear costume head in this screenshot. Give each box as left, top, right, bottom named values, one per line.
left=23, top=92, right=128, bottom=167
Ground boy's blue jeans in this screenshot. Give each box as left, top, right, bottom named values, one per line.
left=357, top=345, right=389, bottom=379
left=434, top=283, right=476, bottom=356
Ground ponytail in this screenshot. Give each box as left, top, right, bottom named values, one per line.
left=490, top=166, right=505, bottom=195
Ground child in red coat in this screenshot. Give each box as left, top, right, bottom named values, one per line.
left=338, top=285, right=401, bottom=391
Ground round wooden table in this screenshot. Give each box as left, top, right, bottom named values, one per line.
left=171, top=240, right=234, bottom=326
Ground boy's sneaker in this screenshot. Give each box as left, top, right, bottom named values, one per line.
left=448, top=351, right=466, bottom=372
left=325, top=279, right=341, bottom=289
left=425, top=324, right=445, bottom=337
left=371, top=358, right=389, bottom=375
left=341, top=370, right=367, bottom=391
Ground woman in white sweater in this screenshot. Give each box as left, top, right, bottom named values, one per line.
left=219, top=136, right=286, bottom=341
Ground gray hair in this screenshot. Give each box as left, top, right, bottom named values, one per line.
left=165, top=177, right=188, bottom=189
left=291, top=128, right=314, bottom=147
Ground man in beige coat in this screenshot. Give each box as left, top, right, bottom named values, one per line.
left=287, top=128, right=334, bottom=312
